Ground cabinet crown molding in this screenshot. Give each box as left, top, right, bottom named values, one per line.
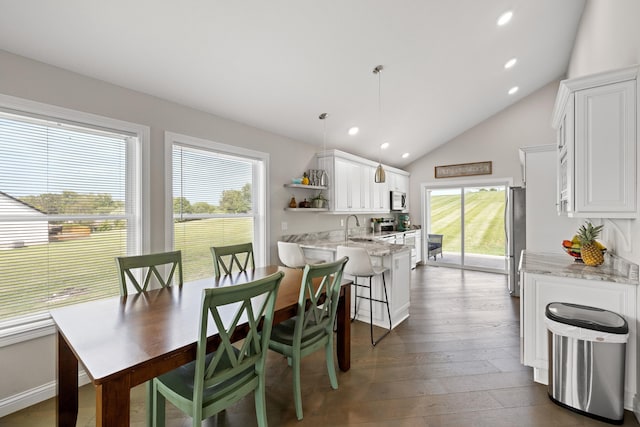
left=316, top=149, right=409, bottom=176
left=552, top=64, right=639, bottom=129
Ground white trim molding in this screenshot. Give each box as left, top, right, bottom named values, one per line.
left=0, top=313, right=55, bottom=348
left=0, top=370, right=90, bottom=418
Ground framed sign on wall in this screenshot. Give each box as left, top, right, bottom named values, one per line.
left=434, top=161, right=492, bottom=179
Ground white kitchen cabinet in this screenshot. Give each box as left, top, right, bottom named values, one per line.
left=386, top=171, right=409, bottom=211
left=333, top=158, right=362, bottom=211
left=318, top=150, right=408, bottom=214
left=376, top=234, right=397, bottom=244
left=374, top=231, right=421, bottom=268
left=387, top=171, right=409, bottom=194
left=520, top=256, right=639, bottom=412
left=369, top=166, right=389, bottom=212
left=300, top=244, right=411, bottom=329
left=552, top=65, right=638, bottom=218
left=354, top=249, right=411, bottom=329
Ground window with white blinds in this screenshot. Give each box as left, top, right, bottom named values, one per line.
left=170, top=134, right=267, bottom=282
left=0, top=109, right=142, bottom=322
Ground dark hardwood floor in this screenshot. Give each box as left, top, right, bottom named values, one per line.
left=2, top=265, right=638, bottom=426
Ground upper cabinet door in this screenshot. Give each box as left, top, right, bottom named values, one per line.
left=371, top=168, right=388, bottom=212
left=556, top=97, right=574, bottom=215
left=552, top=65, right=638, bottom=218
left=334, top=158, right=352, bottom=211
left=574, top=80, right=636, bottom=216
left=317, top=150, right=409, bottom=213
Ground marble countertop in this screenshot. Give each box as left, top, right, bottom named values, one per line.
left=282, top=229, right=412, bottom=257
left=299, top=238, right=410, bottom=257
left=519, top=250, right=639, bottom=285
left=371, top=229, right=420, bottom=237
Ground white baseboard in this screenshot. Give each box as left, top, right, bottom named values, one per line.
left=0, top=371, right=90, bottom=418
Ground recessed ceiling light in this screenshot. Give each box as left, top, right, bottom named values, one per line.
left=508, top=86, right=519, bottom=95
left=402, top=153, right=410, bottom=159
left=504, top=58, right=517, bottom=69
left=497, top=11, right=513, bottom=26
left=380, top=142, right=390, bottom=150
left=348, top=126, right=359, bottom=136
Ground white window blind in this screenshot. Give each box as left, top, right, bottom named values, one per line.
left=0, top=110, right=138, bottom=321
left=172, top=142, right=261, bottom=282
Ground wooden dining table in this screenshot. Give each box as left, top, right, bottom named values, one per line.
left=50, top=265, right=352, bottom=427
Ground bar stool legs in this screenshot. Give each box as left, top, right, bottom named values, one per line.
left=352, top=271, right=392, bottom=346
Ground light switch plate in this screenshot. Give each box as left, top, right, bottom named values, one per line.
left=281, top=221, right=288, bottom=231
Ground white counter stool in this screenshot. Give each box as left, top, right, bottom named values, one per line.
left=277, top=241, right=324, bottom=268
left=336, top=245, right=391, bottom=346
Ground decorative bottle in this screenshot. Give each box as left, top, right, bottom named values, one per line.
left=319, top=169, right=328, bottom=187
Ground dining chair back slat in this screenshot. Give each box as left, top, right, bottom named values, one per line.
left=116, top=251, right=183, bottom=297
left=210, top=243, right=255, bottom=277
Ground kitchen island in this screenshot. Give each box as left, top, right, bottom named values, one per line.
left=281, top=232, right=411, bottom=329
left=520, top=251, right=639, bottom=415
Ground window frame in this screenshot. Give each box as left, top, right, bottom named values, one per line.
left=164, top=131, right=270, bottom=269
left=0, top=94, right=150, bottom=347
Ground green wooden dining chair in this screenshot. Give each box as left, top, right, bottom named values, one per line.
left=115, top=250, right=183, bottom=426
left=152, top=271, right=284, bottom=427
left=210, top=243, right=255, bottom=277
left=116, top=250, right=183, bottom=297
left=267, top=257, right=348, bottom=420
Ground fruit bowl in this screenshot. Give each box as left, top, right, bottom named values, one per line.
left=561, top=245, right=606, bottom=262
left=562, top=246, right=583, bottom=261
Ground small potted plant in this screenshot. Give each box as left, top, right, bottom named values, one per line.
left=311, top=192, right=328, bottom=209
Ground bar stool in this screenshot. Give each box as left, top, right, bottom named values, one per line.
left=277, top=241, right=324, bottom=268
left=336, top=245, right=391, bottom=346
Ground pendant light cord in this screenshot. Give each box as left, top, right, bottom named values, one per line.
left=378, top=67, right=382, bottom=163
left=373, top=65, right=386, bottom=183
left=322, top=114, right=327, bottom=154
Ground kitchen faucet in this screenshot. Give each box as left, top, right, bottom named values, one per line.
left=344, top=214, right=360, bottom=243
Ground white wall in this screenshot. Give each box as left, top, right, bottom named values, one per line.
left=567, top=0, right=640, bottom=79
left=522, top=146, right=581, bottom=252
left=406, top=80, right=560, bottom=225
left=564, top=0, right=640, bottom=262
left=0, top=49, right=366, bottom=413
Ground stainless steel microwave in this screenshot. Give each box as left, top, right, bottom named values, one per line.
left=390, top=191, right=407, bottom=211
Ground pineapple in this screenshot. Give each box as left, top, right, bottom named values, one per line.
left=577, top=222, right=604, bottom=266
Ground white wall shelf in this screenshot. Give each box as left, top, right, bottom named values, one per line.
left=283, top=184, right=327, bottom=190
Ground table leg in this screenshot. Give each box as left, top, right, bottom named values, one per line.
left=96, top=375, right=131, bottom=427
left=336, top=285, right=351, bottom=371
left=57, top=331, right=78, bottom=427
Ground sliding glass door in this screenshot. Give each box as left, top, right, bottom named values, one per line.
left=427, top=188, right=461, bottom=266
left=425, top=182, right=507, bottom=273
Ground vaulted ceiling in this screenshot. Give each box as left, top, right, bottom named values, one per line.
left=0, top=0, right=585, bottom=167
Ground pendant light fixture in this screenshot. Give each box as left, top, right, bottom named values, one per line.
left=318, top=113, right=329, bottom=187
left=373, top=65, right=386, bottom=183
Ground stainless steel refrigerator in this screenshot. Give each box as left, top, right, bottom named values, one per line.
left=505, top=186, right=526, bottom=296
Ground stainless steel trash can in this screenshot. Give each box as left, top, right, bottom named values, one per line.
left=546, top=302, right=629, bottom=424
